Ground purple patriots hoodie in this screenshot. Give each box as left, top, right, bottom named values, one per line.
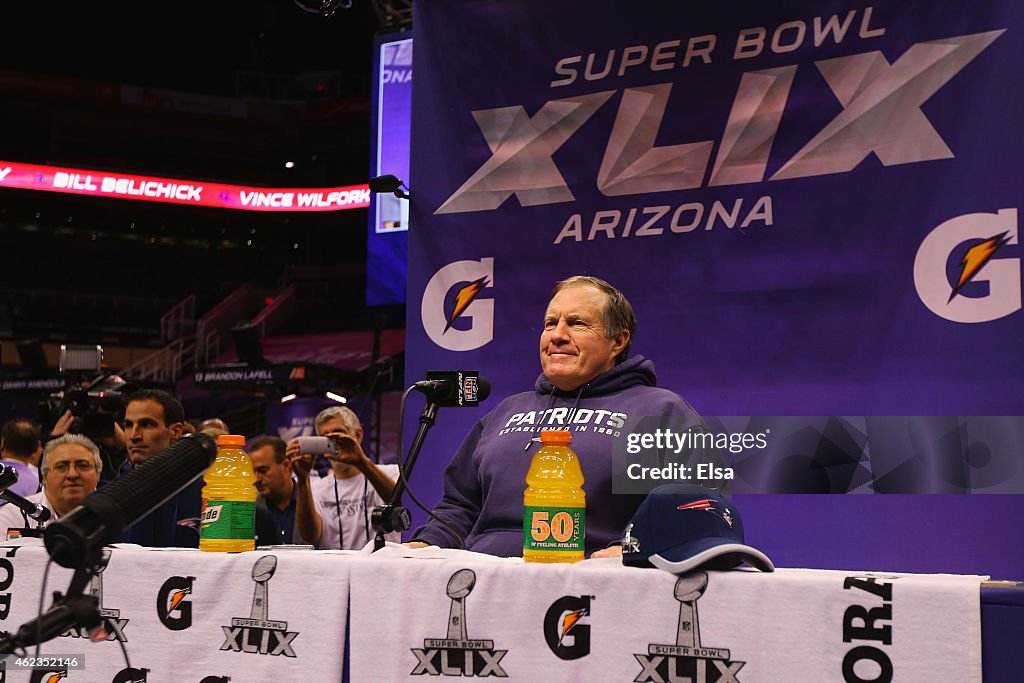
left=412, top=356, right=701, bottom=557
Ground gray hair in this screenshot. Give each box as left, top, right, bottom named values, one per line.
left=41, top=434, right=103, bottom=475
left=314, top=406, right=361, bottom=435
left=552, top=275, right=636, bottom=363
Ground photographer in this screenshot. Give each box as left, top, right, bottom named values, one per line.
left=286, top=406, right=398, bottom=550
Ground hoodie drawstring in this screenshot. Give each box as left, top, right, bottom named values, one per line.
left=522, top=383, right=588, bottom=452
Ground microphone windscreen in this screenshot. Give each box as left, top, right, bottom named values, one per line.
left=477, top=376, right=492, bottom=402
left=92, top=433, right=217, bottom=527
left=44, top=432, right=217, bottom=567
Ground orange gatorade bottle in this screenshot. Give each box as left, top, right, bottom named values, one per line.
left=199, top=434, right=256, bottom=552
left=523, top=429, right=586, bottom=562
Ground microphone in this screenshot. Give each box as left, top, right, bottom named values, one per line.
left=412, top=371, right=491, bottom=408
left=44, top=433, right=217, bottom=568
left=0, top=490, right=51, bottom=525
left=368, top=174, right=410, bottom=199
left=0, top=465, right=51, bottom=524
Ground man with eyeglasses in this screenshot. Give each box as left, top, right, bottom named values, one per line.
left=0, top=434, right=101, bottom=536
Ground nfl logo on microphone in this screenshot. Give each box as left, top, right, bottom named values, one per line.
left=463, top=375, right=479, bottom=403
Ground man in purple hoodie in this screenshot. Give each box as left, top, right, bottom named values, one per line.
left=409, top=275, right=702, bottom=557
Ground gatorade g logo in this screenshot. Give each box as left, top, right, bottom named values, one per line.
left=914, top=208, right=1020, bottom=323
left=422, top=258, right=494, bottom=351
left=30, top=669, right=67, bottom=683
left=111, top=668, right=147, bottom=683
left=157, top=576, right=194, bottom=630
left=543, top=595, right=592, bottom=660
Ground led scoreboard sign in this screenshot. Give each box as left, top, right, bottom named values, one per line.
left=0, top=161, right=370, bottom=212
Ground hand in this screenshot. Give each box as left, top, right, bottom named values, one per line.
left=286, top=438, right=314, bottom=478
left=100, top=421, right=127, bottom=450
left=324, top=433, right=366, bottom=469
left=403, top=541, right=429, bottom=549
left=50, top=410, right=75, bottom=437
left=589, top=546, right=623, bottom=559
left=291, top=453, right=314, bottom=479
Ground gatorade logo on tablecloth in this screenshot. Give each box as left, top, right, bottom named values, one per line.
left=543, top=595, right=592, bottom=660
left=410, top=569, right=508, bottom=677
left=30, top=668, right=68, bottom=683
left=110, top=668, right=148, bottom=683
left=634, top=573, right=747, bottom=682
left=61, top=549, right=129, bottom=642
left=220, top=556, right=299, bottom=657
left=156, top=576, right=195, bottom=631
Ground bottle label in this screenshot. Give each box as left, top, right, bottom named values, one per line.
left=523, top=506, right=585, bottom=553
left=201, top=498, right=255, bottom=540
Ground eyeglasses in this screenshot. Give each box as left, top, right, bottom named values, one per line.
left=48, top=460, right=97, bottom=475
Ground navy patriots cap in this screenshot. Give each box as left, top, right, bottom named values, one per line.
left=622, top=483, right=774, bottom=574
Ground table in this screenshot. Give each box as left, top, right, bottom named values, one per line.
left=0, top=542, right=1016, bottom=682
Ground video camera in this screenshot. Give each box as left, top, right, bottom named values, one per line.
left=37, top=346, right=135, bottom=442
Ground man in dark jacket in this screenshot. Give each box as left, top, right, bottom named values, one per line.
left=118, top=389, right=202, bottom=547
left=410, top=275, right=702, bottom=557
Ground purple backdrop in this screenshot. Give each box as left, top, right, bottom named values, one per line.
left=404, top=0, right=1024, bottom=576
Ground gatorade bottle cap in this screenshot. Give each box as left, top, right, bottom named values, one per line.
left=216, top=434, right=246, bottom=446
left=540, top=429, right=572, bottom=444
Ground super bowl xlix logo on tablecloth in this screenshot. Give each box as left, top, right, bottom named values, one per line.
left=61, top=549, right=129, bottom=642
left=635, top=573, right=746, bottom=683
left=410, top=569, right=508, bottom=677
left=220, top=556, right=299, bottom=657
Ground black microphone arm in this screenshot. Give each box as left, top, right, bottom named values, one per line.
left=0, top=489, right=51, bottom=525
left=44, top=432, right=218, bottom=569
left=371, top=373, right=492, bottom=551
left=0, top=464, right=50, bottom=525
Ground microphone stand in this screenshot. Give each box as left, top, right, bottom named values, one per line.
left=370, top=399, right=440, bottom=552
left=0, top=547, right=104, bottom=653
left=0, top=489, right=51, bottom=536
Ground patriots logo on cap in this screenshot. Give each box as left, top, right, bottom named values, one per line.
left=677, top=499, right=733, bottom=528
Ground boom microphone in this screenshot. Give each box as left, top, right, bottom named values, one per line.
left=412, top=371, right=491, bottom=407
left=0, top=490, right=51, bottom=525
left=0, top=465, right=51, bottom=525
left=44, top=433, right=218, bottom=568
left=368, top=174, right=410, bottom=199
